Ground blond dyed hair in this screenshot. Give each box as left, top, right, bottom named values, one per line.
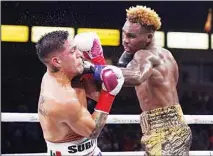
left=126, top=5, right=161, bottom=30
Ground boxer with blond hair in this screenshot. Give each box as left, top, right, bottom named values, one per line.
left=117, top=5, right=192, bottom=156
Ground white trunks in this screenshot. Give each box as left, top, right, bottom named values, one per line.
left=46, top=138, right=102, bottom=156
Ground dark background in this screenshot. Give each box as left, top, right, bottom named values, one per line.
left=1, top=1, right=213, bottom=154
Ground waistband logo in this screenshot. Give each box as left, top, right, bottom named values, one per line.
left=68, top=139, right=95, bottom=153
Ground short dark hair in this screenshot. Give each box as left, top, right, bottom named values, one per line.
left=36, top=30, right=69, bottom=63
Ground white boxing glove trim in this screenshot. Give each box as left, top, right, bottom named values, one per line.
left=74, top=32, right=98, bottom=52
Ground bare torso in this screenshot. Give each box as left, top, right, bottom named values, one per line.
left=38, top=73, right=87, bottom=143
left=127, top=47, right=179, bottom=111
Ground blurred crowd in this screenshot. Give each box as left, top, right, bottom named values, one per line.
left=2, top=88, right=213, bottom=154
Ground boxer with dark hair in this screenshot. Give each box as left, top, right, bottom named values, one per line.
left=36, top=30, right=124, bottom=156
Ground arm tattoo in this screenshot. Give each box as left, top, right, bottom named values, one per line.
left=121, top=68, right=142, bottom=86
left=88, top=112, right=108, bottom=139
left=38, top=95, right=48, bottom=116
left=121, top=61, right=153, bottom=86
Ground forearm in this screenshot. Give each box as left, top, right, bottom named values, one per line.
left=121, top=68, right=143, bottom=86
left=121, top=64, right=152, bottom=87
left=87, top=111, right=108, bottom=139
left=87, top=88, right=116, bottom=139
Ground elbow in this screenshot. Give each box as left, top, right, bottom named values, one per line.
left=86, top=131, right=98, bottom=140
left=86, top=134, right=97, bottom=140
left=84, top=123, right=98, bottom=139
left=73, top=121, right=96, bottom=139
left=133, top=75, right=143, bottom=86
left=86, top=121, right=105, bottom=139
left=124, top=77, right=142, bottom=87
left=134, top=79, right=142, bottom=86
left=84, top=132, right=94, bottom=139
left=134, top=72, right=151, bottom=85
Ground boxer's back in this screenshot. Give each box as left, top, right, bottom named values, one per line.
left=38, top=73, right=85, bottom=143
left=134, top=47, right=179, bottom=111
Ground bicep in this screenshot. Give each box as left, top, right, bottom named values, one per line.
left=56, top=100, right=96, bottom=137
left=121, top=57, right=152, bottom=86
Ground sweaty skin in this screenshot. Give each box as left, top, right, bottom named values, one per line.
left=38, top=75, right=86, bottom=142
left=121, top=20, right=179, bottom=111
left=120, top=10, right=191, bottom=155
left=121, top=47, right=179, bottom=111
left=38, top=38, right=107, bottom=143
left=38, top=73, right=107, bottom=143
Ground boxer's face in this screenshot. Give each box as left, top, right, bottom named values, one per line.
left=53, top=39, right=84, bottom=77
left=122, top=20, right=152, bottom=54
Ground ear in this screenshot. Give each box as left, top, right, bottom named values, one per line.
left=146, top=33, right=154, bottom=43
left=51, top=56, right=62, bottom=69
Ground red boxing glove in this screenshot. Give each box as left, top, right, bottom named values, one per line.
left=83, top=52, right=106, bottom=65
left=95, top=66, right=124, bottom=113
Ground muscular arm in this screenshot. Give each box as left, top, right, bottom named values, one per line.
left=121, top=61, right=152, bottom=86
left=121, top=51, right=161, bottom=86
left=55, top=98, right=108, bottom=139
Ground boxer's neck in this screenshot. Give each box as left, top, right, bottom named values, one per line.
left=47, top=69, right=72, bottom=87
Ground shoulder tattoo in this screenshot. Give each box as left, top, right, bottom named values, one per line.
left=38, top=95, right=48, bottom=116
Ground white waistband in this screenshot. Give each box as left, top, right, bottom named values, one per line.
left=46, top=138, right=98, bottom=156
